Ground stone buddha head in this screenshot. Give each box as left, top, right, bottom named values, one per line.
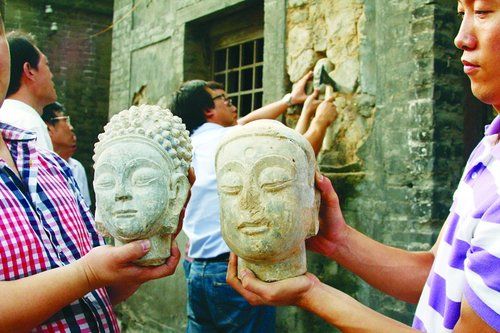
left=93, top=104, right=192, bottom=266
left=215, top=120, right=319, bottom=281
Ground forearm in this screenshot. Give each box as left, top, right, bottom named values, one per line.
left=332, top=226, right=434, bottom=303
left=303, top=118, right=329, bottom=155
left=0, top=261, right=92, bottom=332
left=295, top=110, right=314, bottom=135
left=238, top=100, right=288, bottom=125
left=298, top=282, right=417, bottom=333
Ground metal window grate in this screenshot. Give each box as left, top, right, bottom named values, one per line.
left=213, top=38, right=264, bottom=117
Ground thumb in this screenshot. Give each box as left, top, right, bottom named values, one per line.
left=240, top=269, right=270, bottom=295
left=315, top=172, right=339, bottom=209
left=113, top=239, right=151, bottom=264
left=312, top=88, right=320, bottom=99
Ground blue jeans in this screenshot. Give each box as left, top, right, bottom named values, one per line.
left=183, top=259, right=276, bottom=333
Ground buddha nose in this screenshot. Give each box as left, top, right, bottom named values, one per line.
left=115, top=182, right=132, bottom=201
left=239, top=182, right=258, bottom=210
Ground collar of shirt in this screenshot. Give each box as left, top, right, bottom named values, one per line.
left=0, top=121, right=37, bottom=142
left=192, top=122, right=226, bottom=136
left=1, top=98, right=42, bottom=120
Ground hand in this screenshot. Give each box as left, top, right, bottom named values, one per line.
left=290, top=71, right=313, bottom=105
left=312, top=95, right=337, bottom=127
left=306, top=172, right=348, bottom=258
left=175, top=166, right=195, bottom=237
left=226, top=253, right=318, bottom=307
left=78, top=239, right=181, bottom=293
left=302, top=89, right=321, bottom=117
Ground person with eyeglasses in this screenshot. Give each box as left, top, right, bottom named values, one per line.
left=0, top=31, right=57, bottom=150
left=170, top=71, right=337, bottom=333
left=0, top=14, right=181, bottom=332
left=42, top=102, right=92, bottom=207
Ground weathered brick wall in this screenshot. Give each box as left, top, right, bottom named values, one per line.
left=109, top=0, right=466, bottom=332
left=3, top=0, right=113, bottom=206
left=282, top=0, right=464, bottom=329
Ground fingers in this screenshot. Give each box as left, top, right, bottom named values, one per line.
left=298, top=71, right=313, bottom=86
left=113, top=239, right=151, bottom=264
left=137, top=241, right=181, bottom=281
left=239, top=269, right=273, bottom=297
left=311, top=88, right=320, bottom=99
left=314, top=172, right=337, bottom=206
left=226, top=253, right=238, bottom=283
left=226, top=254, right=265, bottom=306
left=188, top=167, right=196, bottom=185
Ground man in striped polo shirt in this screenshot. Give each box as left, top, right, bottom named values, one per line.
left=0, top=13, right=180, bottom=332
left=227, top=1, right=500, bottom=332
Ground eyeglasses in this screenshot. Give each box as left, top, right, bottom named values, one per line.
left=51, top=116, right=71, bottom=126
left=212, top=94, right=233, bottom=107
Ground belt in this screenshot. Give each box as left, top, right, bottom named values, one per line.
left=192, top=252, right=230, bottom=263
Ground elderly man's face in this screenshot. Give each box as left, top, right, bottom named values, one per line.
left=455, top=0, right=500, bottom=109
left=0, top=17, right=9, bottom=104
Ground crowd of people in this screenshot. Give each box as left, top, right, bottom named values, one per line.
left=0, top=0, right=499, bottom=331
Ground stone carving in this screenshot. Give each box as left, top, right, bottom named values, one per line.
left=93, top=104, right=192, bottom=266
left=215, top=120, right=320, bottom=281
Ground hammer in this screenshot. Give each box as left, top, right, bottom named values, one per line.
left=313, top=58, right=337, bottom=99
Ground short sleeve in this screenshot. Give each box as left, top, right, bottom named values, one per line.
left=464, top=197, right=500, bottom=331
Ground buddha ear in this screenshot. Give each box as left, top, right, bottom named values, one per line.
left=307, top=188, right=320, bottom=237
left=165, top=173, right=190, bottom=231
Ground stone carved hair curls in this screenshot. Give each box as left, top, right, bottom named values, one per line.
left=93, top=104, right=192, bottom=175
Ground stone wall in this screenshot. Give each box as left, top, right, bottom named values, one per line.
left=109, top=0, right=470, bottom=332
left=283, top=0, right=465, bottom=329
left=3, top=0, right=113, bottom=206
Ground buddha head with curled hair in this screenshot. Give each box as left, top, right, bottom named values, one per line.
left=93, top=104, right=192, bottom=266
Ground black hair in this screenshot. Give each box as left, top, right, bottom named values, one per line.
left=206, top=81, right=224, bottom=91
left=170, top=79, right=215, bottom=134
left=6, top=31, right=40, bottom=97
left=42, top=101, right=64, bottom=125
left=0, top=11, right=4, bottom=34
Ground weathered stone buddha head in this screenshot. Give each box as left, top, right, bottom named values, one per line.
left=215, top=120, right=319, bottom=281
left=93, top=104, right=192, bottom=266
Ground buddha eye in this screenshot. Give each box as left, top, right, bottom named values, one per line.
left=131, top=168, right=161, bottom=187
left=94, top=174, right=115, bottom=189
left=219, top=172, right=243, bottom=195
left=258, top=166, right=294, bottom=192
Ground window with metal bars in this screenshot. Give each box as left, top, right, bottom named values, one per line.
left=213, top=38, right=264, bottom=117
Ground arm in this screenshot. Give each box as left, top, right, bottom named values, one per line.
left=303, top=97, right=337, bottom=156
left=454, top=298, right=497, bottom=333
left=227, top=254, right=417, bottom=333
left=295, top=89, right=320, bottom=135
left=0, top=239, right=180, bottom=332
left=306, top=173, right=434, bottom=303
left=238, top=71, right=312, bottom=125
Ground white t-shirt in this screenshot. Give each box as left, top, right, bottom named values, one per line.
left=67, top=157, right=91, bottom=207
left=0, top=99, right=53, bottom=150
left=183, top=122, right=234, bottom=259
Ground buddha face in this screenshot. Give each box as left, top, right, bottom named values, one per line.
left=94, top=140, right=174, bottom=241
left=217, top=135, right=317, bottom=262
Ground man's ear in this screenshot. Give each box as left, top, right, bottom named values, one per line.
left=45, top=123, right=55, bottom=137
left=204, top=108, right=214, bottom=120
left=22, top=62, right=36, bottom=82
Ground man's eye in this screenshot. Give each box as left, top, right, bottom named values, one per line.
left=457, top=11, right=464, bottom=19
left=474, top=10, right=491, bottom=18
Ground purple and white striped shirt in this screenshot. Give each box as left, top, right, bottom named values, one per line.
left=413, top=116, right=500, bottom=332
